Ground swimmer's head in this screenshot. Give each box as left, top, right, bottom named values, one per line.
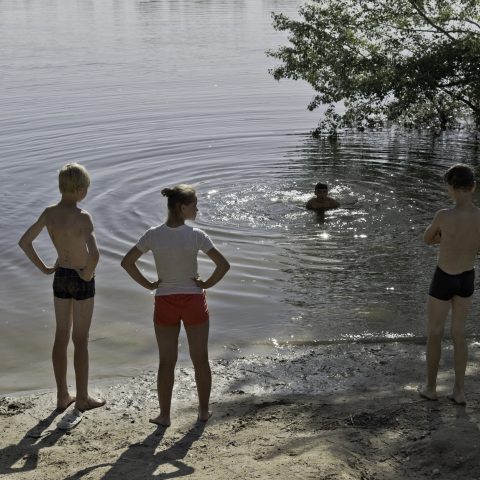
left=314, top=182, right=328, bottom=199
left=444, top=164, right=475, bottom=191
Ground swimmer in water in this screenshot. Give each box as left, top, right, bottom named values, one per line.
left=306, top=182, right=340, bottom=211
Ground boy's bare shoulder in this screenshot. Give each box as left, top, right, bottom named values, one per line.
left=76, top=208, right=94, bottom=228
left=78, top=207, right=93, bottom=219
left=440, top=206, right=480, bottom=228
left=443, top=205, right=480, bottom=216
left=433, top=208, right=450, bottom=220
left=42, top=204, right=60, bottom=218
left=328, top=197, right=340, bottom=208
left=44, top=205, right=93, bottom=229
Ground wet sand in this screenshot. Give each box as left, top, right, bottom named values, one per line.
left=2, top=341, right=480, bottom=479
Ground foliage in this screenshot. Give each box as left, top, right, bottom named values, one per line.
left=268, top=0, right=480, bottom=135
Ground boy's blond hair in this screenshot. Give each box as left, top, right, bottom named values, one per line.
left=58, top=163, right=90, bottom=194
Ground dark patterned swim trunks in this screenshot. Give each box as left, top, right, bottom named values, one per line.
left=53, top=267, right=95, bottom=300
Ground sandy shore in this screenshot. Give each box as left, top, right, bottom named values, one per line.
left=2, top=341, right=480, bottom=480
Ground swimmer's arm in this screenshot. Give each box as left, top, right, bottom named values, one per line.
left=330, top=198, right=340, bottom=208
left=18, top=210, right=58, bottom=274
left=193, top=248, right=230, bottom=289
left=423, top=211, right=443, bottom=245
left=305, top=198, right=316, bottom=210
left=78, top=214, right=99, bottom=281
left=121, top=246, right=160, bottom=290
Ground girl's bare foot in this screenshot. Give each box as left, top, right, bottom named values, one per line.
left=447, top=390, right=466, bottom=405
left=418, top=385, right=438, bottom=401
left=56, top=394, right=76, bottom=412
left=149, top=414, right=171, bottom=427
left=197, top=410, right=212, bottom=422
left=76, top=396, right=106, bottom=412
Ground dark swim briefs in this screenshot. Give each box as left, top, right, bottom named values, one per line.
left=53, top=267, right=95, bottom=300
left=429, top=266, right=474, bottom=301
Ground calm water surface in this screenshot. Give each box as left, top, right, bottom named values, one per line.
left=2, top=0, right=480, bottom=394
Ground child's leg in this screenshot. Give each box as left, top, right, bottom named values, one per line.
left=151, top=323, right=181, bottom=426
left=72, top=298, right=105, bottom=411
left=420, top=295, right=450, bottom=400
left=53, top=298, right=74, bottom=409
left=449, top=295, right=471, bottom=404
left=185, top=321, right=211, bottom=421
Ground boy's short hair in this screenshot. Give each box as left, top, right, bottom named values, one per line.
left=59, top=163, right=91, bottom=194
left=444, top=164, right=475, bottom=190
left=315, top=182, right=328, bottom=191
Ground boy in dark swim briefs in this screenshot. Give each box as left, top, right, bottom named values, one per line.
left=419, top=164, right=480, bottom=405
left=19, top=163, right=105, bottom=429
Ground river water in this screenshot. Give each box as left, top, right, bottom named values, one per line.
left=2, top=0, right=480, bottom=394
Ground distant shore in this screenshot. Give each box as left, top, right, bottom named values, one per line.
left=2, top=341, right=480, bottom=479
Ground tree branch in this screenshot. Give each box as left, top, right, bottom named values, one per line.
left=406, top=0, right=457, bottom=42
left=382, top=24, right=440, bottom=35
left=440, top=87, right=479, bottom=112
left=450, top=17, right=480, bottom=32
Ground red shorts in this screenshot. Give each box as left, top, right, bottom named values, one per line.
left=153, top=293, right=209, bottom=326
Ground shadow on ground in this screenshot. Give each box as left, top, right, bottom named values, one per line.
left=0, top=408, right=67, bottom=476
left=63, top=421, right=206, bottom=480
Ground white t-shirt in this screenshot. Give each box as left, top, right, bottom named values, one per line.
left=136, top=223, right=215, bottom=296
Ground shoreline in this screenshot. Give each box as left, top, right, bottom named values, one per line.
left=2, top=341, right=480, bottom=479
left=5, top=332, right=480, bottom=398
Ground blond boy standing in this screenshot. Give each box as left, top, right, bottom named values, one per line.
left=420, top=164, right=480, bottom=405
left=19, top=163, right=105, bottom=429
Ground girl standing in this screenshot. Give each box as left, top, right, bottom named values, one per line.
left=121, top=184, right=230, bottom=426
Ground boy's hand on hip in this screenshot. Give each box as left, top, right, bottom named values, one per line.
left=43, top=260, right=59, bottom=275
left=76, top=268, right=94, bottom=282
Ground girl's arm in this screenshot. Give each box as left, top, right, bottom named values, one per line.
left=121, top=246, right=160, bottom=290
left=194, top=248, right=230, bottom=289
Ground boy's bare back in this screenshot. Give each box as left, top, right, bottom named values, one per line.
left=421, top=164, right=479, bottom=406
left=44, top=203, right=96, bottom=270
left=19, top=200, right=98, bottom=281
left=18, top=163, right=105, bottom=418
left=430, top=205, right=480, bottom=274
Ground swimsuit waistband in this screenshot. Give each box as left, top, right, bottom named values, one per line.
left=436, top=266, right=474, bottom=276
left=55, top=267, right=81, bottom=277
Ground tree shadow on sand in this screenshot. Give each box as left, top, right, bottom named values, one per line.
left=201, top=386, right=480, bottom=478
left=65, top=421, right=206, bottom=480
left=0, top=409, right=68, bottom=476
left=208, top=344, right=480, bottom=479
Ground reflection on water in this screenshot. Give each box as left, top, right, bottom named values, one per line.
left=198, top=131, right=480, bottom=347
left=241, top=133, right=480, bottom=343
left=293, top=134, right=480, bottom=341
left=1, top=0, right=480, bottom=394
